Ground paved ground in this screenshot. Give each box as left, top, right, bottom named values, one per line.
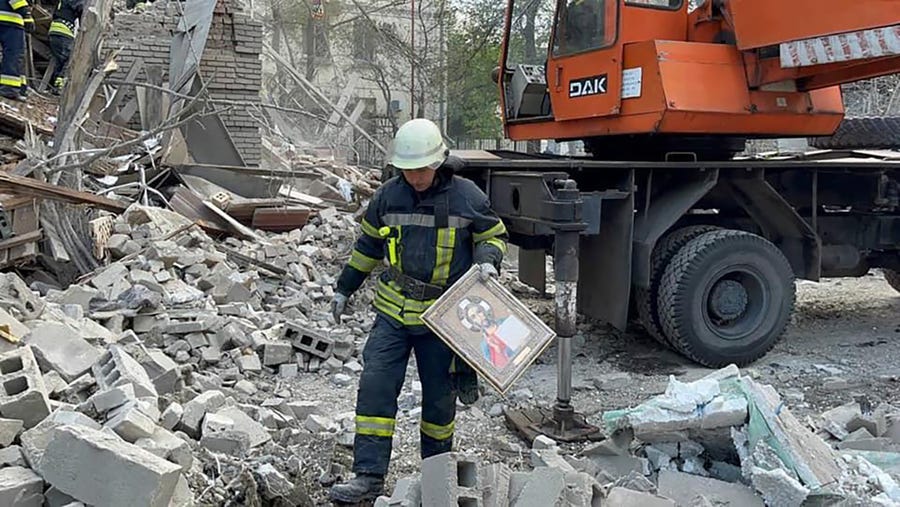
left=303, top=271, right=900, bottom=504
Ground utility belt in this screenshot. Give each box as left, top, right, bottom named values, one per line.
left=386, top=267, right=445, bottom=301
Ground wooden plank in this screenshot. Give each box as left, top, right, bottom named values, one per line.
left=0, top=172, right=127, bottom=212
left=0, top=229, right=41, bottom=251
left=103, top=58, right=143, bottom=124
left=9, top=202, right=38, bottom=261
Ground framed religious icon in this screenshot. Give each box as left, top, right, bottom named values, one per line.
left=422, top=266, right=557, bottom=395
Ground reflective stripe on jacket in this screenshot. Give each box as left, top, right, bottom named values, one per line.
left=337, top=157, right=508, bottom=327
left=0, top=0, right=29, bottom=28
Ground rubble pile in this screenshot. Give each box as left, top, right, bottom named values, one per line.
left=0, top=198, right=385, bottom=506
left=383, top=366, right=900, bottom=506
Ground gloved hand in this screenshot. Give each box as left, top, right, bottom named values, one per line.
left=476, top=263, right=498, bottom=281
left=331, top=293, right=348, bottom=323
left=23, top=18, right=33, bottom=33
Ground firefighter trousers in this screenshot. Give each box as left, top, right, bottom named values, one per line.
left=0, top=25, right=23, bottom=90
left=353, top=315, right=456, bottom=476
left=49, top=34, right=73, bottom=85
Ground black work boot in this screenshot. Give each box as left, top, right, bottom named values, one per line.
left=0, top=86, right=21, bottom=101
left=328, top=473, right=384, bottom=504
left=454, top=370, right=480, bottom=405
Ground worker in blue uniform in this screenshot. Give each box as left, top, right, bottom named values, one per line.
left=48, top=0, right=83, bottom=94
left=328, top=118, right=508, bottom=504
left=0, top=0, right=31, bottom=100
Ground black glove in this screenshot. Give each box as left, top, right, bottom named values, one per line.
left=23, top=18, right=34, bottom=33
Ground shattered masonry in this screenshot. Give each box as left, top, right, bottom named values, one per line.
left=107, top=0, right=264, bottom=165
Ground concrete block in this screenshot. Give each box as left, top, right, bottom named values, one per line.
left=421, top=453, right=482, bottom=507
left=200, top=430, right=251, bottom=455
left=236, top=353, right=262, bottom=373
left=304, top=414, right=336, bottom=433
left=202, top=412, right=234, bottom=435
left=0, top=445, right=25, bottom=467
left=214, top=407, right=271, bottom=448
left=0, top=417, right=23, bottom=446
left=532, top=434, right=556, bottom=450
left=41, top=425, right=182, bottom=507
left=284, top=323, right=334, bottom=359
left=751, top=467, right=809, bottom=507
left=387, top=475, right=421, bottom=507
left=93, top=346, right=158, bottom=399
left=287, top=401, right=320, bottom=420
left=178, top=390, right=225, bottom=438
left=138, top=350, right=179, bottom=395
left=42, top=371, right=68, bottom=397
left=605, top=487, right=675, bottom=507
left=105, top=403, right=159, bottom=442
left=160, top=403, right=184, bottom=431
left=515, top=466, right=565, bottom=507
left=24, top=323, right=102, bottom=382
left=588, top=455, right=645, bottom=485
left=837, top=437, right=894, bottom=451
left=43, top=486, right=79, bottom=507
left=279, top=364, right=298, bottom=379
left=563, top=471, right=604, bottom=507
left=0, top=346, right=51, bottom=428
left=531, top=447, right=576, bottom=472
left=658, top=470, right=763, bottom=506
left=847, top=414, right=879, bottom=437
left=482, top=463, right=511, bottom=507
left=91, top=384, right=137, bottom=414
left=134, top=427, right=193, bottom=472
left=261, top=341, right=293, bottom=366
left=0, top=466, right=43, bottom=507
left=20, top=409, right=101, bottom=471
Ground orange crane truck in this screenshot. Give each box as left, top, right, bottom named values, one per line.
left=438, top=0, right=900, bottom=440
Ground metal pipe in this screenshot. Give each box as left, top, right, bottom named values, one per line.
left=552, top=180, right=580, bottom=418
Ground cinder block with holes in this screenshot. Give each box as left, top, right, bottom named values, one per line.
left=0, top=346, right=50, bottom=428
left=284, top=322, right=334, bottom=359
left=92, top=345, right=158, bottom=399
left=421, top=452, right=483, bottom=507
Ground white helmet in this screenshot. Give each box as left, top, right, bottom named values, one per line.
left=389, top=118, right=448, bottom=170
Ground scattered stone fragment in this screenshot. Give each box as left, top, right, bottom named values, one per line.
left=179, top=390, right=226, bottom=438
left=605, top=487, right=675, bottom=507
left=658, top=470, right=763, bottom=506
left=0, top=466, right=43, bottom=507
left=751, top=467, right=809, bottom=507
left=41, top=425, right=182, bottom=507
left=0, top=445, right=25, bottom=467
left=160, top=403, right=183, bottom=431
left=0, top=417, right=23, bottom=446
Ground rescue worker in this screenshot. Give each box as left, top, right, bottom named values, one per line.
left=0, top=0, right=32, bottom=101
left=328, top=118, right=508, bottom=504
left=48, top=0, right=83, bottom=94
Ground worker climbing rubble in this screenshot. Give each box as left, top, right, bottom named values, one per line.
left=48, top=0, right=83, bottom=94
left=328, top=118, right=509, bottom=504
left=0, top=0, right=31, bottom=101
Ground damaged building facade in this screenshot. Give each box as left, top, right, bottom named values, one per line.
left=106, top=0, right=264, bottom=166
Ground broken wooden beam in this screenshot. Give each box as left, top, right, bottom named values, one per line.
left=0, top=172, right=127, bottom=213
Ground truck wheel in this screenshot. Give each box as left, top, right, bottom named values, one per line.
left=883, top=269, right=900, bottom=293
left=658, top=230, right=795, bottom=367
left=808, top=117, right=900, bottom=150
left=635, top=225, right=720, bottom=346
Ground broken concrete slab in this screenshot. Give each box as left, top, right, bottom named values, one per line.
left=605, top=487, right=675, bottom=507
left=751, top=466, right=809, bottom=507
left=43, top=486, right=80, bottom=507
left=837, top=437, right=894, bottom=452
left=215, top=407, right=271, bottom=448
left=200, top=429, right=251, bottom=455
left=0, top=466, right=43, bottom=507
left=658, top=470, right=763, bottom=506
left=24, top=322, right=102, bottom=382
left=136, top=349, right=180, bottom=395
left=105, top=403, right=159, bottom=442
left=515, top=466, right=566, bottom=506
left=160, top=403, right=183, bottom=431
left=90, top=384, right=137, bottom=414
left=178, top=390, right=225, bottom=438
left=563, top=471, right=604, bottom=507
left=261, top=341, right=293, bottom=366
left=0, top=346, right=51, bottom=428
left=0, top=417, right=23, bottom=446
left=134, top=427, right=193, bottom=472
left=41, top=425, right=182, bottom=507
left=0, top=445, right=25, bottom=467
left=19, top=409, right=101, bottom=473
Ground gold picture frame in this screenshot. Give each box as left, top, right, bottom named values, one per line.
left=422, top=266, right=557, bottom=395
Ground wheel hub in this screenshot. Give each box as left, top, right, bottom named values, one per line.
left=709, top=279, right=748, bottom=321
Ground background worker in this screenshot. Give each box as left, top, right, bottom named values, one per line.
left=0, top=0, right=32, bottom=100
left=48, top=0, right=82, bottom=94
left=328, top=118, right=508, bottom=504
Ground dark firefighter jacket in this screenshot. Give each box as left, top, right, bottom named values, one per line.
left=336, top=157, right=508, bottom=328
left=49, top=0, right=82, bottom=38
left=0, top=0, right=31, bottom=28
